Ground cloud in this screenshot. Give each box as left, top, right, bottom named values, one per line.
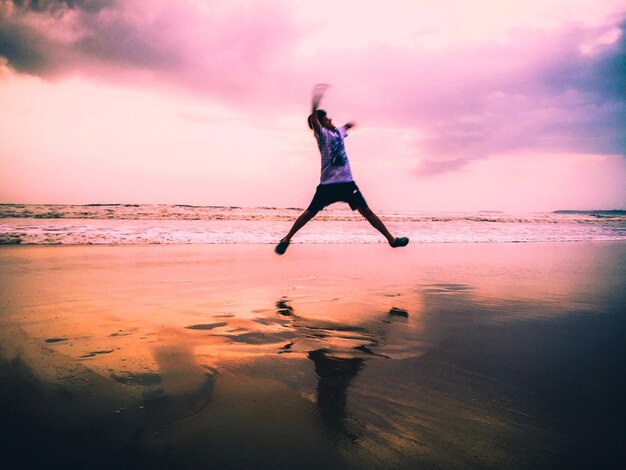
left=8, top=0, right=111, bottom=14
left=0, top=0, right=301, bottom=98
left=368, top=19, right=626, bottom=175
left=1, top=1, right=624, bottom=176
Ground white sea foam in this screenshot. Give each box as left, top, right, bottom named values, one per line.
left=0, top=204, right=624, bottom=245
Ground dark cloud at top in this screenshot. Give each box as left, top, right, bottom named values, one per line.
left=0, top=17, right=50, bottom=73
left=0, top=0, right=300, bottom=95
left=11, top=0, right=114, bottom=14
left=1, top=0, right=120, bottom=75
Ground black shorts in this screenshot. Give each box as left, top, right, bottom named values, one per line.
left=306, top=182, right=368, bottom=213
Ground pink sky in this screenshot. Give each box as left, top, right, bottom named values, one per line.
left=1, top=0, right=624, bottom=212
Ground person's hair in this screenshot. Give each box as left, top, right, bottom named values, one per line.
left=307, top=109, right=327, bottom=129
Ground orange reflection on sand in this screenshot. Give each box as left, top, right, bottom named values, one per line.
left=0, top=245, right=426, bottom=385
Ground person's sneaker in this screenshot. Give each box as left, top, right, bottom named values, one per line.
left=274, top=241, right=290, bottom=255
left=390, top=237, right=409, bottom=248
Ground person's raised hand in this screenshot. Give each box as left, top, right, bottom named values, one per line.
left=312, top=83, right=330, bottom=109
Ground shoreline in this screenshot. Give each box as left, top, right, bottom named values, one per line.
left=3, top=209, right=625, bottom=246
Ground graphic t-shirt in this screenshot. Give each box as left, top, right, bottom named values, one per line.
left=315, top=125, right=354, bottom=185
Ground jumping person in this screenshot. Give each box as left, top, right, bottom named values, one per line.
left=275, top=84, right=409, bottom=255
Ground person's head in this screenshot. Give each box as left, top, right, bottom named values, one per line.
left=308, top=109, right=333, bottom=129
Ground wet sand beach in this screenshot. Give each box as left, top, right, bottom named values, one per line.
left=1, top=243, right=625, bottom=468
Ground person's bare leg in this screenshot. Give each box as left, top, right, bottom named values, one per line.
left=357, top=206, right=394, bottom=243
left=275, top=209, right=318, bottom=254
left=357, top=206, right=408, bottom=246
left=281, top=209, right=317, bottom=243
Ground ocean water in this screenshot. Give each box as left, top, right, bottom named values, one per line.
left=1, top=204, right=625, bottom=245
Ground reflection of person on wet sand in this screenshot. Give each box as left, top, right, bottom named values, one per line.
left=276, top=297, right=409, bottom=438
left=275, top=84, right=409, bottom=255
left=308, top=349, right=363, bottom=438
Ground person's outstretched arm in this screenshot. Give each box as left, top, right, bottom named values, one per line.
left=310, top=83, right=329, bottom=133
